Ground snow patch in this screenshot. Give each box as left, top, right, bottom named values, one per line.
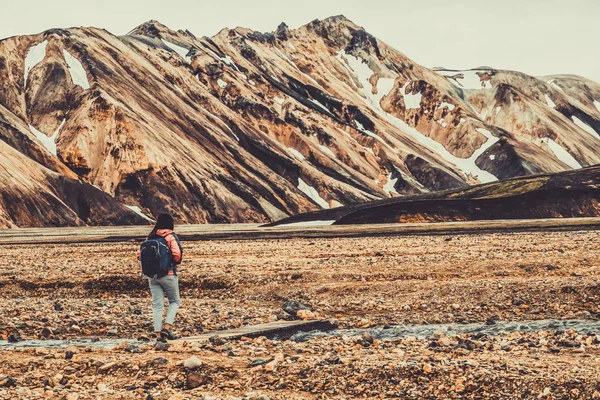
left=436, top=119, right=448, bottom=128
left=547, top=79, right=563, bottom=92
left=319, top=145, right=336, bottom=158
left=594, top=100, right=600, bottom=113
left=217, top=79, right=227, bottom=88
left=249, top=80, right=256, bottom=86
left=544, top=94, right=556, bottom=109
left=126, top=205, right=155, bottom=222
left=161, top=39, right=191, bottom=63
left=287, top=42, right=296, bottom=50
left=338, top=51, right=394, bottom=108
left=174, top=85, right=185, bottom=96
left=287, top=147, right=305, bottom=161
left=278, top=220, right=336, bottom=227
left=297, top=178, right=329, bottom=209
left=309, top=98, right=330, bottom=113
left=377, top=78, right=396, bottom=99
left=364, top=147, right=375, bottom=156
left=537, top=137, right=581, bottom=169
left=391, top=114, right=498, bottom=182
left=495, top=106, right=501, bottom=115
left=220, top=55, right=240, bottom=71
left=62, top=49, right=90, bottom=89
left=24, top=40, right=48, bottom=88
left=274, top=96, right=285, bottom=105
left=211, top=114, right=239, bottom=141
left=401, top=83, right=422, bottom=109
left=489, top=155, right=496, bottom=161
left=28, top=120, right=65, bottom=156
left=437, top=70, right=493, bottom=89
left=354, top=120, right=392, bottom=150
left=440, top=102, right=455, bottom=111
left=572, top=116, right=600, bottom=139
left=383, top=172, right=398, bottom=194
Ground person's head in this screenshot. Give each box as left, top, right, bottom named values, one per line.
left=149, top=213, right=174, bottom=237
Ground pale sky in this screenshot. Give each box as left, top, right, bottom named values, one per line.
left=2, top=0, right=599, bottom=82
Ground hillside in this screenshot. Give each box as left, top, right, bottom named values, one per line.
left=1, top=16, right=599, bottom=226
left=268, top=165, right=600, bottom=225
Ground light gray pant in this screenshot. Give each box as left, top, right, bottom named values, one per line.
left=148, top=275, right=180, bottom=332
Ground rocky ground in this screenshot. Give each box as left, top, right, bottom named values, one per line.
left=1, top=229, right=600, bottom=398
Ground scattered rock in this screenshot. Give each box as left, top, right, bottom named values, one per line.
left=155, top=341, right=169, bottom=351
left=282, top=298, right=312, bottom=318
left=361, top=331, right=374, bottom=345
left=126, top=343, right=143, bottom=353
left=99, top=362, right=116, bottom=371
left=7, top=332, right=22, bottom=343
left=249, top=358, right=269, bottom=367
left=0, top=376, right=16, bottom=387
left=209, top=335, right=225, bottom=346
left=296, top=309, right=316, bottom=320
left=183, top=356, right=203, bottom=370
left=186, top=371, right=209, bottom=389
left=41, top=327, right=53, bottom=338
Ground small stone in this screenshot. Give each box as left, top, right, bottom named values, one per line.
left=41, top=327, right=53, bottom=338
left=432, top=329, right=445, bottom=339
left=35, top=347, right=49, bottom=356
left=107, top=328, right=118, bottom=336
left=282, top=298, right=312, bottom=317
left=423, top=363, right=433, bottom=374
left=209, top=335, right=225, bottom=346
left=296, top=310, right=316, bottom=320
left=184, top=356, right=203, bottom=370
left=50, top=374, right=63, bottom=386
left=7, top=332, right=22, bottom=343
left=155, top=341, right=169, bottom=351
left=249, top=358, right=269, bottom=367
left=0, top=377, right=16, bottom=387
left=361, top=331, right=374, bottom=345
left=186, top=371, right=208, bottom=389
left=264, top=359, right=278, bottom=371
left=99, top=362, right=116, bottom=371
left=126, top=343, right=143, bottom=353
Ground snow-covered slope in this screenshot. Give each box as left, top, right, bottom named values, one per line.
left=0, top=16, right=599, bottom=227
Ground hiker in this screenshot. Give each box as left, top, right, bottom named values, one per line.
left=137, top=213, right=183, bottom=342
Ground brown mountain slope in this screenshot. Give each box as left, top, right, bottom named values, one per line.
left=0, top=16, right=599, bottom=226
left=268, top=165, right=600, bottom=226
left=0, top=139, right=147, bottom=227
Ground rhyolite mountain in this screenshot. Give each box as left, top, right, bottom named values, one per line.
left=1, top=15, right=599, bottom=227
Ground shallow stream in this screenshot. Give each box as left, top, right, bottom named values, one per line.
left=0, top=319, right=598, bottom=350
left=288, top=319, right=600, bottom=342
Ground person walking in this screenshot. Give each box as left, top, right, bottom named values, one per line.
left=138, top=213, right=183, bottom=342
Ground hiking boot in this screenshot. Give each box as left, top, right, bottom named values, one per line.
left=161, top=328, right=177, bottom=340
left=156, top=336, right=167, bottom=343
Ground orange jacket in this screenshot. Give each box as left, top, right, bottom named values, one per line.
left=137, top=229, right=183, bottom=270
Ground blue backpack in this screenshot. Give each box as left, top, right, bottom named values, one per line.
left=140, top=236, right=171, bottom=278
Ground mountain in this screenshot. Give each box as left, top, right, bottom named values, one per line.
left=268, top=165, right=600, bottom=226
left=0, top=15, right=599, bottom=227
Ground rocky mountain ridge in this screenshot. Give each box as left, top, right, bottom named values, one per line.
left=1, top=15, right=599, bottom=227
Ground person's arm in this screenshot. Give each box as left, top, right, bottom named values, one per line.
left=167, top=234, right=183, bottom=264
